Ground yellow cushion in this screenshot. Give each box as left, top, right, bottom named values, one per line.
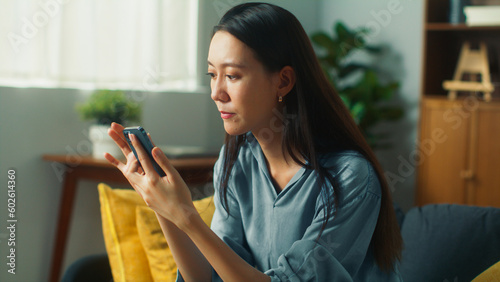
left=135, top=207, right=177, bottom=281
left=98, top=182, right=216, bottom=282
left=136, top=196, right=215, bottom=282
left=98, top=183, right=153, bottom=282
left=472, top=260, right=500, bottom=282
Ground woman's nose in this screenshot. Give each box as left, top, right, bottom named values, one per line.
left=210, top=77, right=228, bottom=102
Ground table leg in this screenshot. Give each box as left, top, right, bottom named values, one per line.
left=49, top=168, right=78, bottom=282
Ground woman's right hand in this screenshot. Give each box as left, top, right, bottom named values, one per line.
left=104, top=122, right=197, bottom=230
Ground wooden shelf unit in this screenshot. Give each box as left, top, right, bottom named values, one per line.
left=416, top=0, right=500, bottom=207
left=426, top=23, right=500, bottom=31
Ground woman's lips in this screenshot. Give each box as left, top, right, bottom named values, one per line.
left=220, top=111, right=235, bottom=119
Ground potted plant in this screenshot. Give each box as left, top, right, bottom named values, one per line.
left=311, top=21, right=404, bottom=149
left=76, top=89, right=142, bottom=158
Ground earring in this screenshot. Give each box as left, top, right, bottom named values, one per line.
left=278, top=96, right=283, bottom=103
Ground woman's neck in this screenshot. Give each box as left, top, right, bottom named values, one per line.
left=253, top=132, right=302, bottom=192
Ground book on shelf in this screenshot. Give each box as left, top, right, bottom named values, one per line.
left=464, top=5, right=500, bottom=26
left=449, top=0, right=468, bottom=23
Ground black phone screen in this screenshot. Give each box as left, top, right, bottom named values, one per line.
left=123, top=126, right=166, bottom=177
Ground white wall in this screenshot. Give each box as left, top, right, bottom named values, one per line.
left=317, top=0, right=425, bottom=211
left=0, top=1, right=320, bottom=281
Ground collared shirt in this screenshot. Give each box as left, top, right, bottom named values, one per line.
left=178, top=133, right=402, bottom=281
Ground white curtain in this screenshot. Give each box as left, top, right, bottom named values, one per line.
left=0, top=0, right=199, bottom=91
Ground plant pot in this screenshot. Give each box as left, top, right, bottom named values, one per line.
left=89, top=124, right=122, bottom=159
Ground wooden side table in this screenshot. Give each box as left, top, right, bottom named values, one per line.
left=42, top=154, right=218, bottom=282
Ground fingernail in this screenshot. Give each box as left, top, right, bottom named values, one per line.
left=129, top=133, right=135, bottom=141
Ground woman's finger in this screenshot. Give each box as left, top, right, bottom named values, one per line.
left=104, top=152, right=126, bottom=172
left=103, top=151, right=139, bottom=174
left=152, top=147, right=179, bottom=181
left=107, top=126, right=132, bottom=157
left=129, top=133, right=159, bottom=178
left=104, top=151, right=144, bottom=194
left=111, top=122, right=125, bottom=132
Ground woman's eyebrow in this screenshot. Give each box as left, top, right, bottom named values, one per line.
left=207, top=60, right=247, bottom=69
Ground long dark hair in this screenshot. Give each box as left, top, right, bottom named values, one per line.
left=213, top=2, right=402, bottom=272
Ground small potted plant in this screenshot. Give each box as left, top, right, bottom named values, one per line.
left=76, top=89, right=142, bottom=158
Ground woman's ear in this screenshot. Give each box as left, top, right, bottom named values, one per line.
left=277, top=66, right=295, bottom=98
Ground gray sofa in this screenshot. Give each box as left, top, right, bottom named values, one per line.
left=62, top=203, right=500, bottom=281
left=397, top=204, right=500, bottom=281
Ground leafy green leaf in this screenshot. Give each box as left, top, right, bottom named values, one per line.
left=311, top=32, right=335, bottom=51
left=365, top=45, right=383, bottom=53
left=335, top=22, right=351, bottom=41
left=339, top=93, right=351, bottom=107
left=351, top=102, right=365, bottom=122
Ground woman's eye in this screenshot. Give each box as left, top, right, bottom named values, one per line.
left=226, top=74, right=237, bottom=80
left=206, top=72, right=216, bottom=79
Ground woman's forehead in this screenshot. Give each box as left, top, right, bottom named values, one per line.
left=208, top=31, right=254, bottom=67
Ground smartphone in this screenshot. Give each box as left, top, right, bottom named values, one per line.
left=123, top=126, right=166, bottom=177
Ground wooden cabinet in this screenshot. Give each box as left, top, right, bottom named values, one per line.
left=474, top=105, right=500, bottom=205
left=416, top=0, right=500, bottom=207
left=417, top=98, right=500, bottom=207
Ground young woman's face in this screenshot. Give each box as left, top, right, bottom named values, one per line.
left=207, top=31, right=281, bottom=137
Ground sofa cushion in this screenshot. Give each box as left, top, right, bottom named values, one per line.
left=136, top=196, right=215, bottom=281
left=98, top=182, right=215, bottom=282
left=98, top=183, right=153, bottom=281
left=399, top=204, right=500, bottom=282
left=473, top=259, right=500, bottom=281
left=135, top=206, right=178, bottom=281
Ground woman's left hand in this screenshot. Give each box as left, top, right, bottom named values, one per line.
left=104, top=122, right=197, bottom=229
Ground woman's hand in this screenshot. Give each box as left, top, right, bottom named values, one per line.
left=104, top=122, right=197, bottom=229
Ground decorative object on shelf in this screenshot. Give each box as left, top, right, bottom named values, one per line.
left=449, top=0, right=469, bottom=24
left=464, top=5, right=500, bottom=26
left=443, top=41, right=494, bottom=102
left=76, top=90, right=142, bottom=158
left=310, top=21, right=404, bottom=149
left=471, top=0, right=500, bottom=4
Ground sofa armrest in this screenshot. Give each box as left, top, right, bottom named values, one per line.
left=61, top=253, right=112, bottom=282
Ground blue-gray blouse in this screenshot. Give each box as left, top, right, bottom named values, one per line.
left=178, top=133, right=402, bottom=281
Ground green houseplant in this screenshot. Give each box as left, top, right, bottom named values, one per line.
left=311, top=22, right=404, bottom=149
left=76, top=89, right=141, bottom=125
left=76, top=90, right=142, bottom=158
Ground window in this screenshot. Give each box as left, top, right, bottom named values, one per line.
left=0, top=0, right=199, bottom=91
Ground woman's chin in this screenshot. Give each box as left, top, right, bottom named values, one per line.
left=223, top=124, right=247, bottom=136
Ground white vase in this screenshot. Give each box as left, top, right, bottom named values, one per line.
left=89, top=124, right=122, bottom=159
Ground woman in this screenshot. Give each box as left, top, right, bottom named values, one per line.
left=106, top=2, right=403, bottom=281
